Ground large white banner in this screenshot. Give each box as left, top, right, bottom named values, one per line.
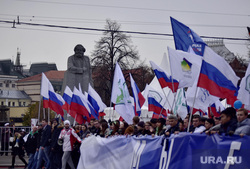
left=78, top=134, right=250, bottom=169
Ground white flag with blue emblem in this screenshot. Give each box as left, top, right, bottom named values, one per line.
left=111, top=63, right=134, bottom=124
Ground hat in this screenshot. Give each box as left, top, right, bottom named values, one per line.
left=64, top=120, right=70, bottom=125
left=19, top=129, right=25, bottom=132
left=4, top=123, right=9, bottom=126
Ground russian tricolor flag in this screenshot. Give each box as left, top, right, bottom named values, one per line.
left=197, top=47, right=239, bottom=99
left=130, top=74, right=145, bottom=116
left=41, top=73, right=65, bottom=117
left=150, top=61, right=179, bottom=93
left=70, top=87, right=90, bottom=123
left=62, top=86, right=73, bottom=112
left=171, top=17, right=239, bottom=100
left=87, top=84, right=107, bottom=118
left=208, top=103, right=220, bottom=117
left=48, top=91, right=65, bottom=117
left=148, top=96, right=167, bottom=118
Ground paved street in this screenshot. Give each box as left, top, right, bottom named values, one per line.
left=0, top=154, right=28, bottom=169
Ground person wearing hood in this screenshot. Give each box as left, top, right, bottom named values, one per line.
left=234, top=108, right=250, bottom=136
left=59, top=120, right=81, bottom=169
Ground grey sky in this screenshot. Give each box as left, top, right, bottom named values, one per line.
left=0, top=0, right=249, bottom=70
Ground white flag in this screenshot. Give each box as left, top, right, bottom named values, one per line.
left=172, top=88, right=188, bottom=120
left=186, top=77, right=219, bottom=112
left=111, top=63, right=134, bottom=124
left=168, top=47, right=202, bottom=88
left=41, top=72, right=54, bottom=99
left=237, top=63, right=250, bottom=110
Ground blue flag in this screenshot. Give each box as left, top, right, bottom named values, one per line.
left=170, top=17, right=206, bottom=56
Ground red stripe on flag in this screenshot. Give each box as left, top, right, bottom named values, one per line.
left=198, top=73, right=236, bottom=99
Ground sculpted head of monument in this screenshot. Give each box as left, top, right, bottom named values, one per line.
left=74, top=44, right=86, bottom=58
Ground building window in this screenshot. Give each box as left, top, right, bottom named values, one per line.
left=1, top=101, right=3, bottom=105
left=23, top=102, right=26, bottom=106
left=0, top=83, right=2, bottom=87
left=12, top=102, right=15, bottom=107
left=12, top=84, right=15, bottom=88
left=8, top=102, right=11, bottom=107
left=6, top=84, right=9, bottom=88
left=19, top=102, right=22, bottom=106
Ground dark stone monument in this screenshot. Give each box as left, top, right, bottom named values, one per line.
left=62, top=44, right=93, bottom=93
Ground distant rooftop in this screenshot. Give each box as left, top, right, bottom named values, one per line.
left=17, top=70, right=65, bottom=83
left=205, top=39, right=236, bottom=63
left=29, top=62, right=58, bottom=76
left=0, top=59, right=25, bottom=78
left=0, top=90, right=31, bottom=99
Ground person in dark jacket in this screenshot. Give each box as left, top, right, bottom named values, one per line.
left=79, top=124, right=90, bottom=139
left=36, top=119, right=51, bottom=169
left=135, top=121, right=145, bottom=136
left=219, top=107, right=237, bottom=135
left=9, top=130, right=28, bottom=169
left=1, top=123, right=12, bottom=156
left=49, top=119, right=63, bottom=169
left=165, top=115, right=180, bottom=137
left=25, top=126, right=39, bottom=169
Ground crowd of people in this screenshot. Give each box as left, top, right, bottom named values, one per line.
left=1, top=107, right=249, bottom=169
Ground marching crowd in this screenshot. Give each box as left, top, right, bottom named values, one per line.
left=1, top=107, right=249, bottom=169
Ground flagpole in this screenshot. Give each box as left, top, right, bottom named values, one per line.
left=48, top=108, right=50, bottom=123
left=73, top=114, right=77, bottom=126
left=38, top=96, right=41, bottom=123
left=209, top=104, right=212, bottom=117
left=158, top=107, right=164, bottom=118
left=43, top=108, right=46, bottom=120
left=168, top=46, right=177, bottom=114
left=170, top=79, right=177, bottom=113
left=109, top=101, right=112, bottom=121
left=187, top=86, right=199, bottom=132
left=161, top=89, right=172, bottom=112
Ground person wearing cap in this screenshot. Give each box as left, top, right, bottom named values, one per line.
left=59, top=120, right=81, bottom=169
left=1, top=122, right=11, bottom=156
left=36, top=119, right=51, bottom=169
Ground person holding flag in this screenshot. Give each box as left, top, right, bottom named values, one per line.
left=58, top=120, right=81, bottom=169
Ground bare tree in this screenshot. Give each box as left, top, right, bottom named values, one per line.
left=91, top=19, right=141, bottom=105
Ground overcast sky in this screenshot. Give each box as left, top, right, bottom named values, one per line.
left=0, top=0, right=249, bottom=70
